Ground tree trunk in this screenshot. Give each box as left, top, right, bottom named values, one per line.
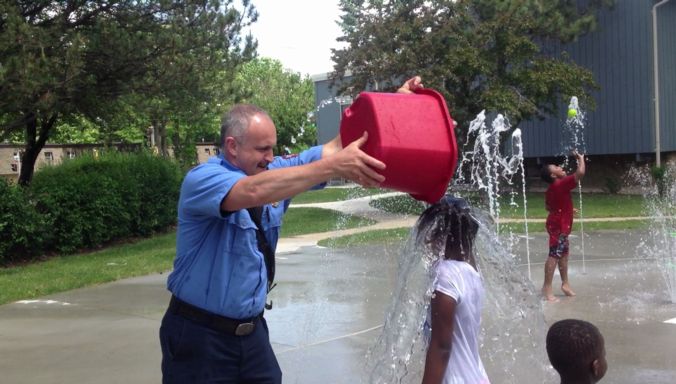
left=157, top=120, right=168, bottom=157
left=18, top=112, right=58, bottom=186
left=150, top=119, right=168, bottom=157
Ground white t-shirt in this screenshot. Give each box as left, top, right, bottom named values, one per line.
left=427, top=260, right=490, bottom=384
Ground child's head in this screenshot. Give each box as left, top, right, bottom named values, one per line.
left=540, top=164, right=566, bottom=184
left=415, top=195, right=479, bottom=264
left=546, top=319, right=607, bottom=383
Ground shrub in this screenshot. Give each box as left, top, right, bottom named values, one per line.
left=604, top=177, right=622, bottom=194
left=0, top=179, right=46, bottom=264
left=29, top=151, right=182, bottom=254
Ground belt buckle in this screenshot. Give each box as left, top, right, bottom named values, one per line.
left=235, top=321, right=255, bottom=336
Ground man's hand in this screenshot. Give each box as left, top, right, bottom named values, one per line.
left=397, top=76, right=423, bottom=94
left=329, top=132, right=386, bottom=188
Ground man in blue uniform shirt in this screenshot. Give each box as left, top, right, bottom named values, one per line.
left=159, top=77, right=424, bottom=383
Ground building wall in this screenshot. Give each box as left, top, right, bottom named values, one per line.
left=314, top=74, right=354, bottom=145
left=0, top=144, right=107, bottom=181
left=658, top=0, right=676, bottom=157
left=195, top=143, right=220, bottom=164
left=520, top=0, right=676, bottom=158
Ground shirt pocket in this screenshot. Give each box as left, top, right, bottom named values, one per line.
left=226, top=212, right=262, bottom=280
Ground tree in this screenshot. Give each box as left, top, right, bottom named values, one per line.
left=233, top=57, right=317, bottom=154
left=331, top=0, right=614, bottom=141
left=0, top=0, right=257, bottom=185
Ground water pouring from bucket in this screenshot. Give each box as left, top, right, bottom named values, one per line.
left=367, top=197, right=552, bottom=383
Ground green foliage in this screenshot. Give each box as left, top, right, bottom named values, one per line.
left=233, top=58, right=317, bottom=154
left=27, top=151, right=182, bottom=254
left=604, top=177, right=622, bottom=194
left=0, top=1, right=258, bottom=184
left=51, top=115, right=102, bottom=144
left=0, top=179, right=47, bottom=264
left=332, top=0, right=614, bottom=139
left=650, top=165, right=669, bottom=197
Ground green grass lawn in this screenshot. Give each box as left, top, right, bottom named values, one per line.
left=0, top=232, right=177, bottom=305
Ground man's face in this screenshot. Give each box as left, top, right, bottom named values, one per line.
left=227, top=113, right=276, bottom=175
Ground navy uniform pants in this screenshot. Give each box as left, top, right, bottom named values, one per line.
left=160, top=310, right=282, bottom=384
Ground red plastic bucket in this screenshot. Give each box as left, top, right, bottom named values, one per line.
left=340, top=88, right=458, bottom=204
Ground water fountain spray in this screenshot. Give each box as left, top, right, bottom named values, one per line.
left=455, top=111, right=532, bottom=276
left=564, top=96, right=588, bottom=273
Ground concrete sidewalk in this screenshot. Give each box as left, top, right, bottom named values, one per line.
left=1, top=193, right=675, bottom=383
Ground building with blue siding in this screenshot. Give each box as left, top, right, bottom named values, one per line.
left=313, top=0, right=676, bottom=190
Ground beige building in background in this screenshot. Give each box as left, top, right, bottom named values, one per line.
left=1, top=142, right=221, bottom=182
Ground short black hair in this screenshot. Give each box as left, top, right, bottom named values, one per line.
left=415, top=195, right=479, bottom=262
left=546, top=319, right=604, bottom=378
left=540, top=164, right=554, bottom=184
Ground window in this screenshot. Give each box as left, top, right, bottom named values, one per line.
left=44, top=152, right=54, bottom=163
left=66, top=151, right=76, bottom=159
left=11, top=163, right=18, bottom=172
left=205, top=148, right=211, bottom=155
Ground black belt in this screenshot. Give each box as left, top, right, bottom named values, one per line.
left=168, top=296, right=262, bottom=336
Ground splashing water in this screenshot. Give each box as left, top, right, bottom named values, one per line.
left=512, top=129, right=532, bottom=279
left=367, top=209, right=553, bottom=383
left=563, top=96, right=588, bottom=273
left=456, top=111, right=525, bottom=225
left=627, top=163, right=676, bottom=303
left=454, top=111, right=531, bottom=276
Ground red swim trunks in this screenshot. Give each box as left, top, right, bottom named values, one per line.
left=546, top=217, right=570, bottom=258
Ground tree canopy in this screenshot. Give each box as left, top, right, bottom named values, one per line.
left=233, top=57, right=317, bottom=154
left=0, top=0, right=257, bottom=185
left=331, top=0, right=615, bottom=139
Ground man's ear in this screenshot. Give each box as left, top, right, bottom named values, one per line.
left=225, top=136, right=238, bottom=158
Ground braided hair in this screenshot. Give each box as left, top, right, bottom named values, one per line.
left=415, top=196, right=479, bottom=265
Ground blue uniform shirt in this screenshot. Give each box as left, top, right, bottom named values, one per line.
left=167, top=145, right=324, bottom=319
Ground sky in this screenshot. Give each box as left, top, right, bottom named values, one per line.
left=247, top=0, right=345, bottom=77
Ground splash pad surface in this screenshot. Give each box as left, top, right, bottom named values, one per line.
left=266, top=229, right=676, bottom=383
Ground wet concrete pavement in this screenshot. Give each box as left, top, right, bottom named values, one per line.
left=1, top=225, right=675, bottom=383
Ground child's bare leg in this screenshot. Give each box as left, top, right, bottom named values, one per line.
left=558, top=255, right=576, bottom=296
left=542, top=256, right=559, bottom=301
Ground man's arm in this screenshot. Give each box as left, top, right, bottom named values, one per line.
left=574, top=151, right=586, bottom=182
left=421, top=291, right=456, bottom=384
left=222, top=133, right=385, bottom=211
left=321, top=76, right=424, bottom=158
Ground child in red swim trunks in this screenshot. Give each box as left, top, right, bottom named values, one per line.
left=540, top=152, right=586, bottom=302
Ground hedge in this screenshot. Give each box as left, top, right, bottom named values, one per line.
left=0, top=151, right=183, bottom=264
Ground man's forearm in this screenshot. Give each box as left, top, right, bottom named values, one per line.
left=222, top=158, right=335, bottom=211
